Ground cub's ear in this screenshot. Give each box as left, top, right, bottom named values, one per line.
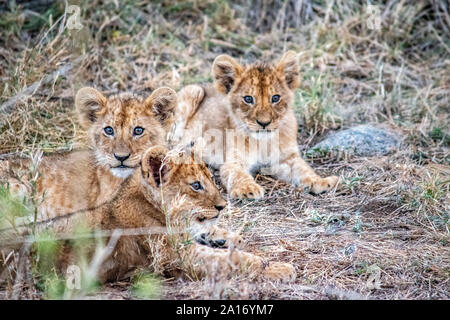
left=75, top=87, right=107, bottom=128
left=276, top=51, right=300, bottom=90
left=212, top=55, right=243, bottom=94
left=141, top=145, right=171, bottom=187
left=145, top=87, right=177, bottom=128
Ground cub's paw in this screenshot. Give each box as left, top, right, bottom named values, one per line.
left=229, top=182, right=264, bottom=200
left=212, top=235, right=244, bottom=249
left=220, top=233, right=244, bottom=249
left=207, top=228, right=244, bottom=249
left=301, top=175, right=340, bottom=194
left=197, top=232, right=244, bottom=249
left=263, top=262, right=296, bottom=283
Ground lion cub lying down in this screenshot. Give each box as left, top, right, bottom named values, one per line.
left=13, top=146, right=296, bottom=283
left=173, top=51, right=339, bottom=199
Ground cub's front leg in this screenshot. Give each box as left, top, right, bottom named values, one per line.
left=274, top=143, right=339, bottom=194
left=220, top=162, right=265, bottom=199
left=189, top=244, right=296, bottom=283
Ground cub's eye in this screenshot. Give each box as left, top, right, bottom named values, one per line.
left=190, top=181, right=203, bottom=191
left=104, top=126, right=114, bottom=136
left=243, top=96, right=254, bottom=104
left=271, top=95, right=280, bottom=103
left=133, top=127, right=144, bottom=136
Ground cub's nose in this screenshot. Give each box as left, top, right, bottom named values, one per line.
left=214, top=205, right=225, bottom=212
left=256, top=119, right=271, bottom=129
left=114, top=153, right=130, bottom=162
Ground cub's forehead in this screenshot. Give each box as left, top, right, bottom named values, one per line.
left=238, top=62, right=283, bottom=90
left=175, top=162, right=211, bottom=178
left=103, top=93, right=153, bottom=125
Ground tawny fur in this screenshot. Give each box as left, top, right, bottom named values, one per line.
left=0, top=87, right=177, bottom=221
left=7, top=146, right=296, bottom=283
left=172, top=51, right=339, bottom=199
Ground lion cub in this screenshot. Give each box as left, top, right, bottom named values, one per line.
left=172, top=51, right=339, bottom=199
left=9, top=146, right=296, bottom=283
left=0, top=87, right=176, bottom=221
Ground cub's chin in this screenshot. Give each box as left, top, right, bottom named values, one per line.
left=110, top=167, right=135, bottom=178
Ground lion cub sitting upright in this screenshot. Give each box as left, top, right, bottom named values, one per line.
left=1, top=86, right=176, bottom=221
left=172, top=51, right=339, bottom=199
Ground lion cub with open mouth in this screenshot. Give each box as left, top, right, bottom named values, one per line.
left=172, top=51, right=339, bottom=199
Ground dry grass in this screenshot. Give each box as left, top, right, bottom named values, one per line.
left=0, top=0, right=449, bottom=299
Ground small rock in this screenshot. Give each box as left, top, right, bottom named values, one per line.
left=307, top=125, right=401, bottom=157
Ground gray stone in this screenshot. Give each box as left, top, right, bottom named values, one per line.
left=307, top=125, right=401, bottom=157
